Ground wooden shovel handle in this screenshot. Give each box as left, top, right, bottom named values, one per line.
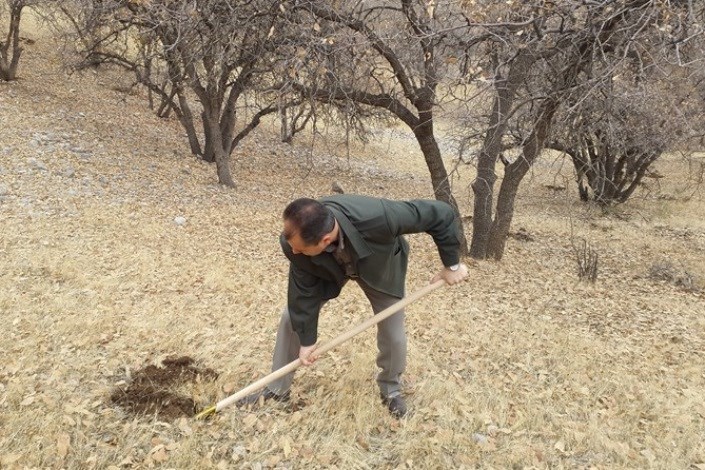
left=213, top=279, right=446, bottom=413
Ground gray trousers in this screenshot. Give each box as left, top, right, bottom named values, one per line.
left=267, top=279, right=406, bottom=398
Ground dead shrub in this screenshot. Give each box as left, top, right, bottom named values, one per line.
left=572, top=239, right=598, bottom=283
left=648, top=261, right=701, bottom=292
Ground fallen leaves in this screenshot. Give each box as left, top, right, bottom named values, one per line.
left=149, top=445, right=169, bottom=463
left=1, top=454, right=21, bottom=466
left=57, top=433, right=71, bottom=459
left=280, top=436, right=292, bottom=458
left=20, top=396, right=35, bottom=407
left=1, top=25, right=705, bottom=470
left=554, top=440, right=566, bottom=453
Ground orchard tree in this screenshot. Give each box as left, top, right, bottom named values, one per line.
left=547, top=71, right=704, bottom=204
left=460, top=0, right=705, bottom=259
left=546, top=4, right=705, bottom=205
left=281, top=0, right=478, bottom=253
left=0, top=0, right=42, bottom=80
left=61, top=0, right=286, bottom=187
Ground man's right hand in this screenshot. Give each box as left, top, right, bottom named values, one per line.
left=299, top=344, right=318, bottom=366
left=431, top=262, right=469, bottom=285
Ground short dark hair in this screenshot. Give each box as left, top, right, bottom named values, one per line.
left=283, top=198, right=335, bottom=245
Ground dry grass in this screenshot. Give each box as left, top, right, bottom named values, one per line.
left=1, top=22, right=705, bottom=470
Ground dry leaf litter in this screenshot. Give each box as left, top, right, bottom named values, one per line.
left=1, top=21, right=705, bottom=470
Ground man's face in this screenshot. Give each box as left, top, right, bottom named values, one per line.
left=284, top=221, right=330, bottom=256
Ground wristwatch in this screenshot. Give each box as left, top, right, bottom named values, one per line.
left=448, top=264, right=460, bottom=272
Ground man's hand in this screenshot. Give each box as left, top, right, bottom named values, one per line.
left=431, top=263, right=468, bottom=285
left=299, top=344, right=318, bottom=366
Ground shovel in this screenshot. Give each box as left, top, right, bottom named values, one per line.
left=195, top=279, right=445, bottom=419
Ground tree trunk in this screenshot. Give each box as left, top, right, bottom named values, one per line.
left=602, top=142, right=618, bottom=201
left=215, top=147, right=235, bottom=188
left=617, top=152, right=658, bottom=202
left=175, top=88, right=202, bottom=156
left=279, top=102, right=291, bottom=143
left=202, top=108, right=216, bottom=163
left=413, top=108, right=469, bottom=255
left=470, top=50, right=535, bottom=259
left=0, top=5, right=23, bottom=81
left=202, top=109, right=235, bottom=187
left=486, top=98, right=558, bottom=260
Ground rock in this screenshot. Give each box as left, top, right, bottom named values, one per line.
left=27, top=157, right=47, bottom=171
left=472, top=433, right=488, bottom=444
left=71, top=147, right=93, bottom=159
left=231, top=446, right=247, bottom=460
left=0, top=184, right=8, bottom=196
left=331, top=181, right=345, bottom=194
left=62, top=166, right=76, bottom=178
left=174, top=216, right=187, bottom=226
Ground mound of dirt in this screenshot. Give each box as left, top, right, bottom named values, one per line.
left=111, top=356, right=218, bottom=420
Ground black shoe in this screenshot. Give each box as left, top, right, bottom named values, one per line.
left=236, top=388, right=290, bottom=407
left=381, top=394, right=407, bottom=418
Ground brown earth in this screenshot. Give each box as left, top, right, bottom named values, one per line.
left=110, top=356, right=218, bottom=420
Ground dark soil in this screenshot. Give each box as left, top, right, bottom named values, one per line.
left=111, top=356, right=219, bottom=420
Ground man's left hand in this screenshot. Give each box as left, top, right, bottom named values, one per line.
left=431, top=263, right=468, bottom=285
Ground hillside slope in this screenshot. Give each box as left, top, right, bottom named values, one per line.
left=1, top=28, right=704, bottom=469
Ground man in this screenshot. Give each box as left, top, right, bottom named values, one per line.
left=239, top=194, right=468, bottom=417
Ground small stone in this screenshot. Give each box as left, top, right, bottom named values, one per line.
left=331, top=181, right=345, bottom=194
left=0, top=185, right=8, bottom=196
left=174, top=216, right=187, bottom=226
left=472, top=433, right=488, bottom=444
left=27, top=157, right=47, bottom=171
left=232, top=446, right=247, bottom=458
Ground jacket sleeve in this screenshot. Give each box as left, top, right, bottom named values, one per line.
left=287, top=263, right=323, bottom=346
left=381, top=199, right=461, bottom=267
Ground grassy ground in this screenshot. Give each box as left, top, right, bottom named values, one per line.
left=1, top=20, right=704, bottom=470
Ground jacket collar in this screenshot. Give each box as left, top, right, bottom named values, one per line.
left=325, top=205, right=372, bottom=260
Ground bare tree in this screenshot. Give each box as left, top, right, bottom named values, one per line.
left=548, top=73, right=703, bottom=204
left=547, top=14, right=705, bottom=205
left=281, top=0, right=478, bottom=254
left=0, top=0, right=40, bottom=81
left=461, top=0, right=705, bottom=260
left=60, top=0, right=286, bottom=187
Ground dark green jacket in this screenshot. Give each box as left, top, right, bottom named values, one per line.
left=280, top=195, right=461, bottom=346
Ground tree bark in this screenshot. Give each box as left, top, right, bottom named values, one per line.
left=413, top=105, right=469, bottom=255
left=202, top=107, right=235, bottom=187
left=487, top=98, right=558, bottom=260
left=470, top=50, right=535, bottom=259
left=0, top=5, right=24, bottom=81
left=176, top=88, right=202, bottom=157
